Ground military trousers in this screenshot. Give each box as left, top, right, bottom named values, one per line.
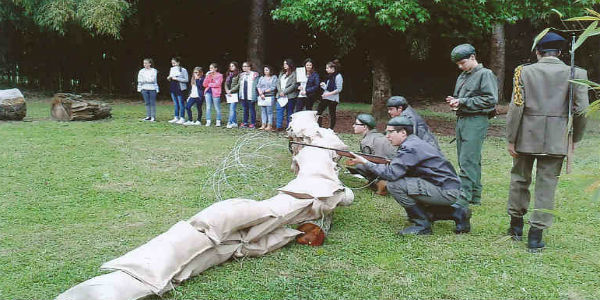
left=456, top=115, right=489, bottom=206
left=507, top=155, right=563, bottom=229
left=387, top=177, right=459, bottom=208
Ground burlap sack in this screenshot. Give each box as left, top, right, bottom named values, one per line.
left=188, top=198, right=275, bottom=244
left=173, top=242, right=241, bottom=283
left=289, top=188, right=353, bottom=225
left=244, top=194, right=313, bottom=242
left=55, top=271, right=153, bottom=300
left=235, top=227, right=302, bottom=257
left=101, top=221, right=213, bottom=295
left=287, top=111, right=320, bottom=139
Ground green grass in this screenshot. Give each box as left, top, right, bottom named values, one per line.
left=1, top=99, right=599, bottom=299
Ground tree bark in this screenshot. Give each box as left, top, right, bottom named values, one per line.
left=247, top=0, right=266, bottom=70
left=0, top=88, right=26, bottom=121
left=489, top=22, right=506, bottom=102
left=51, top=93, right=111, bottom=121
left=370, top=50, right=392, bottom=120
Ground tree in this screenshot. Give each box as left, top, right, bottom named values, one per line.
left=247, top=0, right=266, bottom=70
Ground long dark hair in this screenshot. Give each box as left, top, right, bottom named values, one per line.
left=263, top=65, right=273, bottom=76
left=283, top=58, right=294, bottom=76
left=303, top=58, right=314, bottom=75
left=226, top=61, right=240, bottom=77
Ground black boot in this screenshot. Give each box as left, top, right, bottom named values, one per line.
left=451, top=204, right=471, bottom=234
left=507, top=216, right=524, bottom=241
left=427, top=205, right=454, bottom=222
left=527, top=227, right=545, bottom=252
left=398, top=205, right=432, bottom=235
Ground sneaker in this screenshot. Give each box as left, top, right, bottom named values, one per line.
left=226, top=123, right=233, bottom=129
left=168, top=117, right=178, bottom=123
left=176, top=118, right=185, bottom=125
left=215, top=120, right=221, bottom=127
left=230, top=123, right=238, bottom=128
left=142, top=117, right=151, bottom=121
left=248, top=124, right=255, bottom=129
left=150, top=117, right=156, bottom=122
left=240, top=123, right=248, bottom=128
left=205, top=120, right=211, bottom=126
left=193, top=121, right=201, bottom=125
left=183, top=121, right=194, bottom=126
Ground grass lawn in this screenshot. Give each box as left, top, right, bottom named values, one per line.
left=1, top=99, right=599, bottom=299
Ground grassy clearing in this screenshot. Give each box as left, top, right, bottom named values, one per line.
left=0, top=99, right=599, bottom=299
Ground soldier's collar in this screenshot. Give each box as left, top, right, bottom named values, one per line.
left=538, top=57, right=563, bottom=64
left=463, top=63, right=483, bottom=74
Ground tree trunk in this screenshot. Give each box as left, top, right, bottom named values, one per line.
left=51, top=93, right=111, bottom=121
left=247, top=0, right=266, bottom=70
left=296, top=214, right=332, bottom=247
left=370, top=50, right=392, bottom=120
left=0, top=88, right=26, bottom=121
left=489, top=22, right=506, bottom=102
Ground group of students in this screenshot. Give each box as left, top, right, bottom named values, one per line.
left=136, top=57, right=343, bottom=131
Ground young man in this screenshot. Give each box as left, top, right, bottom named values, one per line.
left=348, top=116, right=471, bottom=235
left=350, top=113, right=398, bottom=195
left=446, top=44, right=498, bottom=207
left=386, top=96, right=440, bottom=150
left=505, top=32, right=589, bottom=251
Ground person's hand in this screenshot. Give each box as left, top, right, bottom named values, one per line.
left=260, top=94, right=265, bottom=99
left=320, top=82, right=326, bottom=89
left=298, top=86, right=302, bottom=91
left=322, top=92, right=331, bottom=97
left=167, top=76, right=172, bottom=81
left=507, top=143, right=518, bottom=158
left=279, top=92, right=284, bottom=97
left=348, top=152, right=368, bottom=165
left=300, top=91, right=306, bottom=96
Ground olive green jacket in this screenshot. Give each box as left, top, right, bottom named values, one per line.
left=277, top=71, right=299, bottom=99
left=453, top=64, right=498, bottom=116
left=360, top=129, right=398, bottom=159
left=506, top=57, right=589, bottom=155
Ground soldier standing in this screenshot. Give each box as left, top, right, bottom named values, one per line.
left=386, top=96, right=440, bottom=150
left=348, top=116, right=471, bottom=235
left=446, top=44, right=498, bottom=207
left=505, top=32, right=589, bottom=251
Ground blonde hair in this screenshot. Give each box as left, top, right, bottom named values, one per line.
left=190, top=67, right=203, bottom=86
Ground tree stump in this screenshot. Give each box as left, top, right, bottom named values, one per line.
left=0, top=88, right=27, bottom=121
left=296, top=214, right=332, bottom=246
left=51, top=93, right=111, bottom=121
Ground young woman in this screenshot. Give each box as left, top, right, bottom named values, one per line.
left=275, top=59, right=299, bottom=131
left=317, top=61, right=343, bottom=130
left=184, top=67, right=205, bottom=125
left=239, top=61, right=259, bottom=128
left=224, top=61, right=241, bottom=128
left=167, top=57, right=189, bottom=124
left=137, top=58, right=159, bottom=122
left=256, top=65, right=278, bottom=131
left=297, top=58, right=320, bottom=111
left=202, top=63, right=223, bottom=127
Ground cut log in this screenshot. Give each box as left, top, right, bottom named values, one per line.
left=296, top=214, right=332, bottom=247
left=0, top=88, right=26, bottom=121
left=51, top=93, right=111, bottom=121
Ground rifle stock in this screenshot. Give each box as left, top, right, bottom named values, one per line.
left=289, top=141, right=391, bottom=164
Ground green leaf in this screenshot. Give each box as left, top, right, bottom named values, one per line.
left=585, top=8, right=600, bottom=19
left=565, top=16, right=600, bottom=22
left=573, top=21, right=599, bottom=51
left=531, top=28, right=551, bottom=51
left=551, top=8, right=564, bottom=18
left=569, top=79, right=600, bottom=88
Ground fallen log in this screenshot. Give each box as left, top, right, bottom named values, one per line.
left=0, top=88, right=26, bottom=121
left=51, top=93, right=111, bottom=121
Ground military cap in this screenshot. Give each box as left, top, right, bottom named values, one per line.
left=535, top=31, right=567, bottom=52
left=387, top=116, right=413, bottom=127
left=356, top=113, right=376, bottom=129
left=451, top=44, right=476, bottom=63
left=386, top=96, right=408, bottom=108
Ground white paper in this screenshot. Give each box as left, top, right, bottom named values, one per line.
left=258, top=96, right=273, bottom=107
left=277, top=97, right=288, bottom=107
left=226, top=93, right=239, bottom=103
left=296, top=67, right=307, bottom=83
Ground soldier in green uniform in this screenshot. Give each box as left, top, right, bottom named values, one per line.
left=446, top=44, right=498, bottom=207
left=348, top=116, right=471, bottom=235
left=505, top=32, right=589, bottom=251
left=386, top=96, right=440, bottom=150
left=350, top=113, right=398, bottom=195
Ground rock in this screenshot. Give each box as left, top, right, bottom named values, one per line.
left=0, top=88, right=26, bottom=121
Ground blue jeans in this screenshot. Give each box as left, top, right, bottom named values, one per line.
left=186, top=97, right=203, bottom=121
left=170, top=91, right=185, bottom=118
left=228, top=102, right=238, bottom=125
left=260, top=98, right=274, bottom=125
left=241, top=99, right=256, bottom=125
left=205, top=93, right=221, bottom=121
left=141, top=90, right=157, bottom=118
left=276, top=97, right=297, bottom=129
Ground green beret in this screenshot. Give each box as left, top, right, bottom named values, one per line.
left=356, top=114, right=376, bottom=129
left=387, top=116, right=412, bottom=127
left=451, top=44, right=476, bottom=63
left=386, top=96, right=408, bottom=108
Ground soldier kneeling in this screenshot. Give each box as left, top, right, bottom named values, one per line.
left=348, top=116, right=471, bottom=235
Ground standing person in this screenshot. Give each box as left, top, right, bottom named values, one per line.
left=505, top=32, right=589, bottom=251
left=275, top=59, right=299, bottom=131
left=348, top=116, right=471, bottom=235
left=386, top=96, right=440, bottom=150
left=184, top=67, right=205, bottom=126
left=297, top=58, right=320, bottom=111
left=137, top=58, right=159, bottom=122
left=446, top=44, right=498, bottom=207
left=317, top=61, right=343, bottom=130
left=225, top=61, right=241, bottom=128
left=257, top=65, right=278, bottom=131
left=167, top=57, right=189, bottom=124
left=203, top=63, right=223, bottom=127
left=239, top=61, right=259, bottom=128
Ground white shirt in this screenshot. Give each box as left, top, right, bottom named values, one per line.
left=137, top=68, right=159, bottom=92
left=279, top=75, right=289, bottom=95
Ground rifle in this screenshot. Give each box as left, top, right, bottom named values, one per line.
left=289, top=141, right=391, bottom=164
left=566, top=34, right=575, bottom=174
